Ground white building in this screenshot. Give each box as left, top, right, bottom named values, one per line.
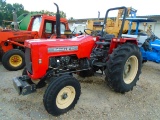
left=69, top=23, right=86, bottom=34
left=68, top=15, right=160, bottom=37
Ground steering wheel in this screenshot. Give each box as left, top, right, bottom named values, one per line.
left=71, top=27, right=76, bottom=34
left=84, top=29, right=98, bottom=36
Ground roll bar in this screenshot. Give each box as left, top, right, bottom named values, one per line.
left=101, top=6, right=127, bottom=38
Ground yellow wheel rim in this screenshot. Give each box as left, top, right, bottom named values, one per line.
left=56, top=86, right=76, bottom=109
left=123, top=55, right=138, bottom=84
left=9, top=55, right=22, bottom=67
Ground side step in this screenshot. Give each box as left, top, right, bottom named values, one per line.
left=13, top=75, right=36, bottom=95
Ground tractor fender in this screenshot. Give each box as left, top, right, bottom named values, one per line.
left=109, top=38, right=138, bottom=54
left=0, top=41, right=13, bottom=53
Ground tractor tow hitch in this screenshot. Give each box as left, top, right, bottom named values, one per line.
left=13, top=75, right=36, bottom=95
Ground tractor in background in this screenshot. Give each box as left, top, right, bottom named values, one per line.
left=86, top=7, right=137, bottom=37
left=12, top=12, right=43, bottom=30
left=141, top=27, right=160, bottom=63
left=0, top=5, right=71, bottom=71
left=2, top=12, right=42, bottom=31
left=13, top=5, right=142, bottom=116
left=120, top=17, right=160, bottom=63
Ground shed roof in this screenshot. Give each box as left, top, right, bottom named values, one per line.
left=120, top=18, right=157, bottom=22
left=68, top=15, right=160, bottom=23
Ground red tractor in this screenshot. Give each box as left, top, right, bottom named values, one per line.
left=0, top=4, right=71, bottom=71
left=13, top=6, right=142, bottom=116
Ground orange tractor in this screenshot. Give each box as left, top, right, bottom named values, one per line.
left=0, top=4, right=71, bottom=71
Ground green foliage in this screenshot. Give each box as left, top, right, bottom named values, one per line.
left=69, top=17, right=74, bottom=20
left=30, top=10, right=66, bottom=18
left=59, top=11, right=66, bottom=18
left=31, top=10, right=55, bottom=16
left=0, top=0, right=67, bottom=27
left=0, top=0, right=7, bottom=25
left=13, top=3, right=27, bottom=16
left=0, top=0, right=29, bottom=26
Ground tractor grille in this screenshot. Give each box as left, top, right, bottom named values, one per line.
left=25, top=48, right=32, bottom=74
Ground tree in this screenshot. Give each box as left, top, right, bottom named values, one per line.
left=31, top=10, right=66, bottom=18
left=31, top=10, right=55, bottom=16
left=0, top=0, right=67, bottom=27
left=0, top=0, right=7, bottom=25
left=59, top=11, right=66, bottom=18
left=69, top=17, right=74, bottom=20
left=13, top=3, right=29, bottom=16
left=0, top=1, right=29, bottom=26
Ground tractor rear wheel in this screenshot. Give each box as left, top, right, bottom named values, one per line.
left=105, top=43, right=142, bottom=93
left=43, top=75, right=81, bottom=116
left=2, top=49, right=25, bottom=71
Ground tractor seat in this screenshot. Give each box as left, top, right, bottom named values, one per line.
left=99, top=34, right=115, bottom=41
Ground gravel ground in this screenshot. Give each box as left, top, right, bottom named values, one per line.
left=0, top=61, right=160, bottom=120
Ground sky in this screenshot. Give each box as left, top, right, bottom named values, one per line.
left=6, top=0, right=160, bottom=19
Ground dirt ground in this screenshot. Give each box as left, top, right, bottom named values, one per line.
left=0, top=61, right=160, bottom=120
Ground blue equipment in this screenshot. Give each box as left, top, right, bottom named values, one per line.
left=122, top=16, right=160, bottom=63
left=141, top=39, right=160, bottom=63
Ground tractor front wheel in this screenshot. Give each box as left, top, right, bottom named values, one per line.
left=43, top=75, right=81, bottom=116
left=2, top=49, right=25, bottom=71
left=105, top=43, right=142, bottom=93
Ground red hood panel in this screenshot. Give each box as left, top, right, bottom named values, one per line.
left=25, top=35, right=96, bottom=79
left=25, top=35, right=95, bottom=47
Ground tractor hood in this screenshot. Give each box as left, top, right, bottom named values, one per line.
left=25, top=35, right=95, bottom=48
left=24, top=35, right=96, bottom=60
left=24, top=35, right=96, bottom=79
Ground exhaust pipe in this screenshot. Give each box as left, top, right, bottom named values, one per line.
left=54, top=3, right=61, bottom=38
left=98, top=11, right=100, bottom=20
left=12, top=8, right=18, bottom=30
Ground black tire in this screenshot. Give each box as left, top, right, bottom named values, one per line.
left=0, top=47, right=4, bottom=62
left=43, top=75, right=81, bottom=116
left=2, top=49, right=25, bottom=71
left=105, top=43, right=142, bottom=93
